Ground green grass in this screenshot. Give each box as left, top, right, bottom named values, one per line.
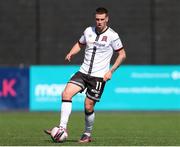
left=0, top=111, right=180, bottom=146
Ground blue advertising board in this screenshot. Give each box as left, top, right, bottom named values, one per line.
left=30, top=65, right=180, bottom=111
left=0, top=67, right=29, bottom=110
left=97, top=65, right=180, bottom=110
left=30, top=66, right=85, bottom=111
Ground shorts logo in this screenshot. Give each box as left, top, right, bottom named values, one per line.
left=91, top=89, right=100, bottom=94
left=95, top=94, right=99, bottom=97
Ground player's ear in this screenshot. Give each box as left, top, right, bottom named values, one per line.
left=106, top=16, right=109, bottom=23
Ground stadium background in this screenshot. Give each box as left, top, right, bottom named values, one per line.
left=0, top=0, right=180, bottom=111
left=0, top=0, right=180, bottom=65
left=0, top=0, right=180, bottom=146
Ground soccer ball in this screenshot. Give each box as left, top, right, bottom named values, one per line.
left=50, top=126, right=68, bottom=142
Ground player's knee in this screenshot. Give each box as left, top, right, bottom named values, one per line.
left=62, top=90, right=71, bottom=101
left=85, top=103, right=94, bottom=113
left=85, top=108, right=94, bottom=115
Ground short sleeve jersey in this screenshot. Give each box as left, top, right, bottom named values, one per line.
left=79, top=26, right=123, bottom=78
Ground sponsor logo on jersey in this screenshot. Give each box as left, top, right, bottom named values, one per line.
left=94, top=41, right=106, bottom=47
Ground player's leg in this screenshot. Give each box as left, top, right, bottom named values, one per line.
left=59, top=82, right=82, bottom=129
left=44, top=83, right=82, bottom=135
left=84, top=97, right=96, bottom=135
left=44, top=72, right=85, bottom=135
left=79, top=97, right=96, bottom=143
left=79, top=77, right=106, bottom=143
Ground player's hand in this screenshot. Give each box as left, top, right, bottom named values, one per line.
left=65, top=53, right=72, bottom=62
left=103, top=70, right=112, bottom=81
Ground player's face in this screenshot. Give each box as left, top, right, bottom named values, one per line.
left=95, top=13, right=108, bottom=32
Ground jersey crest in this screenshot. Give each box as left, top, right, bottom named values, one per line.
left=101, top=36, right=107, bottom=42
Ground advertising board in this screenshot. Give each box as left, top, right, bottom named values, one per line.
left=0, top=67, right=29, bottom=110
left=30, top=65, right=180, bottom=111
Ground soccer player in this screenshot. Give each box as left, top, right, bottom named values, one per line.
left=44, top=7, right=126, bottom=143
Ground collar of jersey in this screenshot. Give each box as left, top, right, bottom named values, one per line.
left=95, top=26, right=109, bottom=35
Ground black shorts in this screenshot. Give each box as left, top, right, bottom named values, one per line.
left=68, top=71, right=106, bottom=102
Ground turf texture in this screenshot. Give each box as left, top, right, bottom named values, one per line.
left=0, top=111, right=180, bottom=146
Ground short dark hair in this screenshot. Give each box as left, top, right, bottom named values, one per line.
left=96, top=7, right=108, bottom=15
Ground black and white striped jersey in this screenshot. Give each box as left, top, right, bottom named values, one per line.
left=79, top=26, right=123, bottom=78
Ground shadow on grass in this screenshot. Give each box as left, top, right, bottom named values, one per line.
left=44, top=139, right=78, bottom=143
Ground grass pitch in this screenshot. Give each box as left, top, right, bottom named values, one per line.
left=0, top=111, right=180, bottom=146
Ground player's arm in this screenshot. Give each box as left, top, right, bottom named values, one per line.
left=110, top=48, right=126, bottom=73
left=103, top=48, right=126, bottom=81
left=65, top=42, right=85, bottom=62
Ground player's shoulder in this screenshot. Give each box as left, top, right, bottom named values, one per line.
left=107, top=27, right=119, bottom=39
left=108, top=27, right=118, bottom=35
left=84, top=26, right=95, bottom=33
